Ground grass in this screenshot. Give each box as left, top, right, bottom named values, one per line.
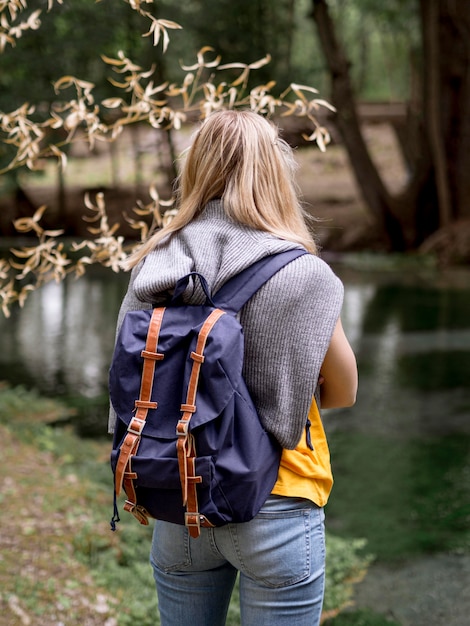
left=0, top=383, right=379, bottom=625
left=0, top=384, right=155, bottom=625
left=323, top=609, right=402, bottom=626
left=0, top=422, right=117, bottom=623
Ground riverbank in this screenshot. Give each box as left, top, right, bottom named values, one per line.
left=350, top=552, right=470, bottom=626
left=3, top=410, right=468, bottom=626
left=0, top=423, right=119, bottom=625
left=0, top=385, right=377, bottom=626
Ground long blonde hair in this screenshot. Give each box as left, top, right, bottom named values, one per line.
left=126, top=110, right=317, bottom=268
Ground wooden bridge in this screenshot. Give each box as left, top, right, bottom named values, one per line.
left=278, top=101, right=408, bottom=146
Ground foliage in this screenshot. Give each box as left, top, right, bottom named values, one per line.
left=323, top=534, right=373, bottom=615
left=0, top=379, right=74, bottom=424
left=328, top=0, right=419, bottom=101
left=323, top=608, right=402, bottom=626
left=0, top=0, right=334, bottom=317
left=0, top=382, right=375, bottom=625
left=159, top=0, right=312, bottom=91
left=0, top=391, right=117, bottom=624
left=0, top=0, right=149, bottom=109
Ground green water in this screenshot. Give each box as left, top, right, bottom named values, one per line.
left=0, top=261, right=469, bottom=564
left=325, top=266, right=470, bottom=562
left=326, top=432, right=469, bottom=559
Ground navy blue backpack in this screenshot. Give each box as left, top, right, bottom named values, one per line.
left=109, top=249, right=306, bottom=537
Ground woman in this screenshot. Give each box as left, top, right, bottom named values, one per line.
left=110, top=110, right=357, bottom=626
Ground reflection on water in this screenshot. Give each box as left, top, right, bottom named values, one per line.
left=325, top=266, right=470, bottom=561
left=0, top=264, right=469, bottom=434
left=0, top=268, right=128, bottom=400
left=332, top=270, right=470, bottom=439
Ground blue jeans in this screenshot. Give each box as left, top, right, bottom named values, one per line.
left=150, top=496, right=326, bottom=626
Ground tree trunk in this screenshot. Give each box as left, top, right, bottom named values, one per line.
left=311, top=0, right=407, bottom=250
left=425, top=0, right=470, bottom=221
left=311, top=0, right=470, bottom=252
left=421, top=0, right=451, bottom=227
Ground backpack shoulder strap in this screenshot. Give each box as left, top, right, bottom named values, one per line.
left=212, top=248, right=308, bottom=314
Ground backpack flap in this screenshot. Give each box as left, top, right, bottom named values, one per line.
left=109, top=304, right=243, bottom=439
left=186, top=310, right=244, bottom=430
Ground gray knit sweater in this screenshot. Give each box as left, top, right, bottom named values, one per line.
left=108, top=200, right=344, bottom=449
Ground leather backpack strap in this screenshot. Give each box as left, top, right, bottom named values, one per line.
left=177, top=308, right=225, bottom=538
left=115, top=307, right=165, bottom=525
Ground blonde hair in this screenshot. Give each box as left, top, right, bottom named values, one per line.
left=126, top=110, right=317, bottom=268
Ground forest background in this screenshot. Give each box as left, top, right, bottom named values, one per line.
left=0, top=1, right=469, bottom=625
left=1, top=0, right=469, bottom=315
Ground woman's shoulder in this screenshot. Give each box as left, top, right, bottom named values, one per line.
left=275, top=251, right=343, bottom=290
left=250, top=250, right=344, bottom=315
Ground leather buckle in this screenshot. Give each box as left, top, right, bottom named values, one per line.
left=177, top=420, right=189, bottom=436
left=124, top=501, right=150, bottom=526
left=127, top=417, right=146, bottom=436
left=185, top=512, right=202, bottom=529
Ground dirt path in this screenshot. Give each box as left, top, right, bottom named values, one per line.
left=351, top=553, right=470, bottom=626
left=0, top=425, right=118, bottom=626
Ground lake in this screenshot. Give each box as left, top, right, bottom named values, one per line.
left=0, top=258, right=469, bottom=574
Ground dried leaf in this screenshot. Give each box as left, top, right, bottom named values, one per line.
left=102, top=98, right=124, bottom=109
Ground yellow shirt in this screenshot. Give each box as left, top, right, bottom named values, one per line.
left=271, top=399, right=333, bottom=507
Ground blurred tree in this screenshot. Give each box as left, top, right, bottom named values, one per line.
left=311, top=0, right=470, bottom=253
left=327, top=0, right=416, bottom=100
left=0, top=0, right=150, bottom=110
left=156, top=0, right=307, bottom=90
